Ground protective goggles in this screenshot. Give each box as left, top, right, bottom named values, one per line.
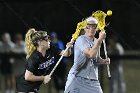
left=41, top=35, right=50, bottom=42
left=86, top=23, right=97, bottom=29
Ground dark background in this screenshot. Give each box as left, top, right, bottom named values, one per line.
left=0, top=0, right=140, bottom=50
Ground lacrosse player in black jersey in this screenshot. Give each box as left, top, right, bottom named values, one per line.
left=16, top=28, right=72, bottom=93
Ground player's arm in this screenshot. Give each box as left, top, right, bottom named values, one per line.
left=84, top=32, right=106, bottom=58
left=60, top=42, right=73, bottom=57
left=83, top=39, right=102, bottom=58
left=25, top=57, right=51, bottom=82
left=24, top=70, right=44, bottom=81
left=25, top=70, right=51, bottom=83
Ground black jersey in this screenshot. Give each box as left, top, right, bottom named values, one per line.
left=16, top=45, right=62, bottom=92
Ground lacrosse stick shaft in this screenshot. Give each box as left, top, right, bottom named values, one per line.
left=103, top=39, right=111, bottom=78
left=49, top=40, right=73, bottom=77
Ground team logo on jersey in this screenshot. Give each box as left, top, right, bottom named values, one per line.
left=38, top=57, right=54, bottom=69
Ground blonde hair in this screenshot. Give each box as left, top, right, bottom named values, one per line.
left=25, top=28, right=37, bottom=59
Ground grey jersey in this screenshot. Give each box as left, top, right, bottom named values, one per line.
left=69, top=35, right=99, bottom=80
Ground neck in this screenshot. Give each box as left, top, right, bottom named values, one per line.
left=89, top=36, right=95, bottom=40
left=85, top=34, right=94, bottom=40
left=37, top=47, right=46, bottom=57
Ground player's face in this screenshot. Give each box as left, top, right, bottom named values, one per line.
left=43, top=39, right=51, bottom=49
left=38, top=36, right=51, bottom=50
left=84, top=21, right=97, bottom=38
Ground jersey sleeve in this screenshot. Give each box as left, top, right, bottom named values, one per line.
left=26, top=57, right=39, bottom=73
left=75, top=36, right=91, bottom=52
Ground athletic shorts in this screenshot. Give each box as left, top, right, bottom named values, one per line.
left=64, top=76, right=103, bottom=93
left=16, top=75, right=40, bottom=93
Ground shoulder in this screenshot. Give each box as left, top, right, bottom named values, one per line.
left=27, top=51, right=40, bottom=62
left=76, top=35, right=86, bottom=42
left=77, top=35, right=86, bottom=39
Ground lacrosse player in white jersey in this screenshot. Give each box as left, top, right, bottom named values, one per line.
left=64, top=16, right=110, bottom=93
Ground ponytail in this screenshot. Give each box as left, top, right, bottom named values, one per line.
left=25, top=28, right=37, bottom=59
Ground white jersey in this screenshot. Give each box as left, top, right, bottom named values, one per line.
left=70, top=35, right=99, bottom=79
left=65, top=35, right=100, bottom=91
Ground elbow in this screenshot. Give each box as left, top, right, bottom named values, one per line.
left=25, top=74, right=31, bottom=81
left=85, top=48, right=97, bottom=58
left=24, top=70, right=33, bottom=81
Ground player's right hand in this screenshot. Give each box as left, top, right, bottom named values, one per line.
left=43, top=75, right=51, bottom=84
left=99, top=31, right=106, bottom=41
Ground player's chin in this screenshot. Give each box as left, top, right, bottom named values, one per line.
left=45, top=46, right=50, bottom=50
left=48, top=45, right=50, bottom=49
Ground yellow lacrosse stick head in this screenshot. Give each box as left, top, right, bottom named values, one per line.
left=92, top=10, right=112, bottom=31
left=72, top=20, right=87, bottom=41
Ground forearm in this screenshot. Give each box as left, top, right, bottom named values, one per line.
left=25, top=70, right=44, bottom=81
left=85, top=32, right=106, bottom=58
left=25, top=75, right=44, bottom=82
left=88, top=39, right=102, bottom=58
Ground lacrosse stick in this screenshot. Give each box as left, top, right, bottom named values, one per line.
left=49, top=20, right=87, bottom=77
left=92, top=10, right=112, bottom=79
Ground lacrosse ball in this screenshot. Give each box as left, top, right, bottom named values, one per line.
left=107, top=10, right=112, bottom=16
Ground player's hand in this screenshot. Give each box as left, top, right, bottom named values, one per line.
left=66, top=42, right=73, bottom=48
left=98, top=31, right=106, bottom=41
left=43, top=75, right=51, bottom=84
left=104, top=57, right=110, bottom=64
left=97, top=57, right=110, bottom=65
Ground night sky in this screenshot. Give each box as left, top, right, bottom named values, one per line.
left=0, top=0, right=140, bottom=50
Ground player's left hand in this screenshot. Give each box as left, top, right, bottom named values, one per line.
left=103, top=57, right=110, bottom=64
left=97, top=57, right=110, bottom=64
left=66, top=42, right=73, bottom=48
